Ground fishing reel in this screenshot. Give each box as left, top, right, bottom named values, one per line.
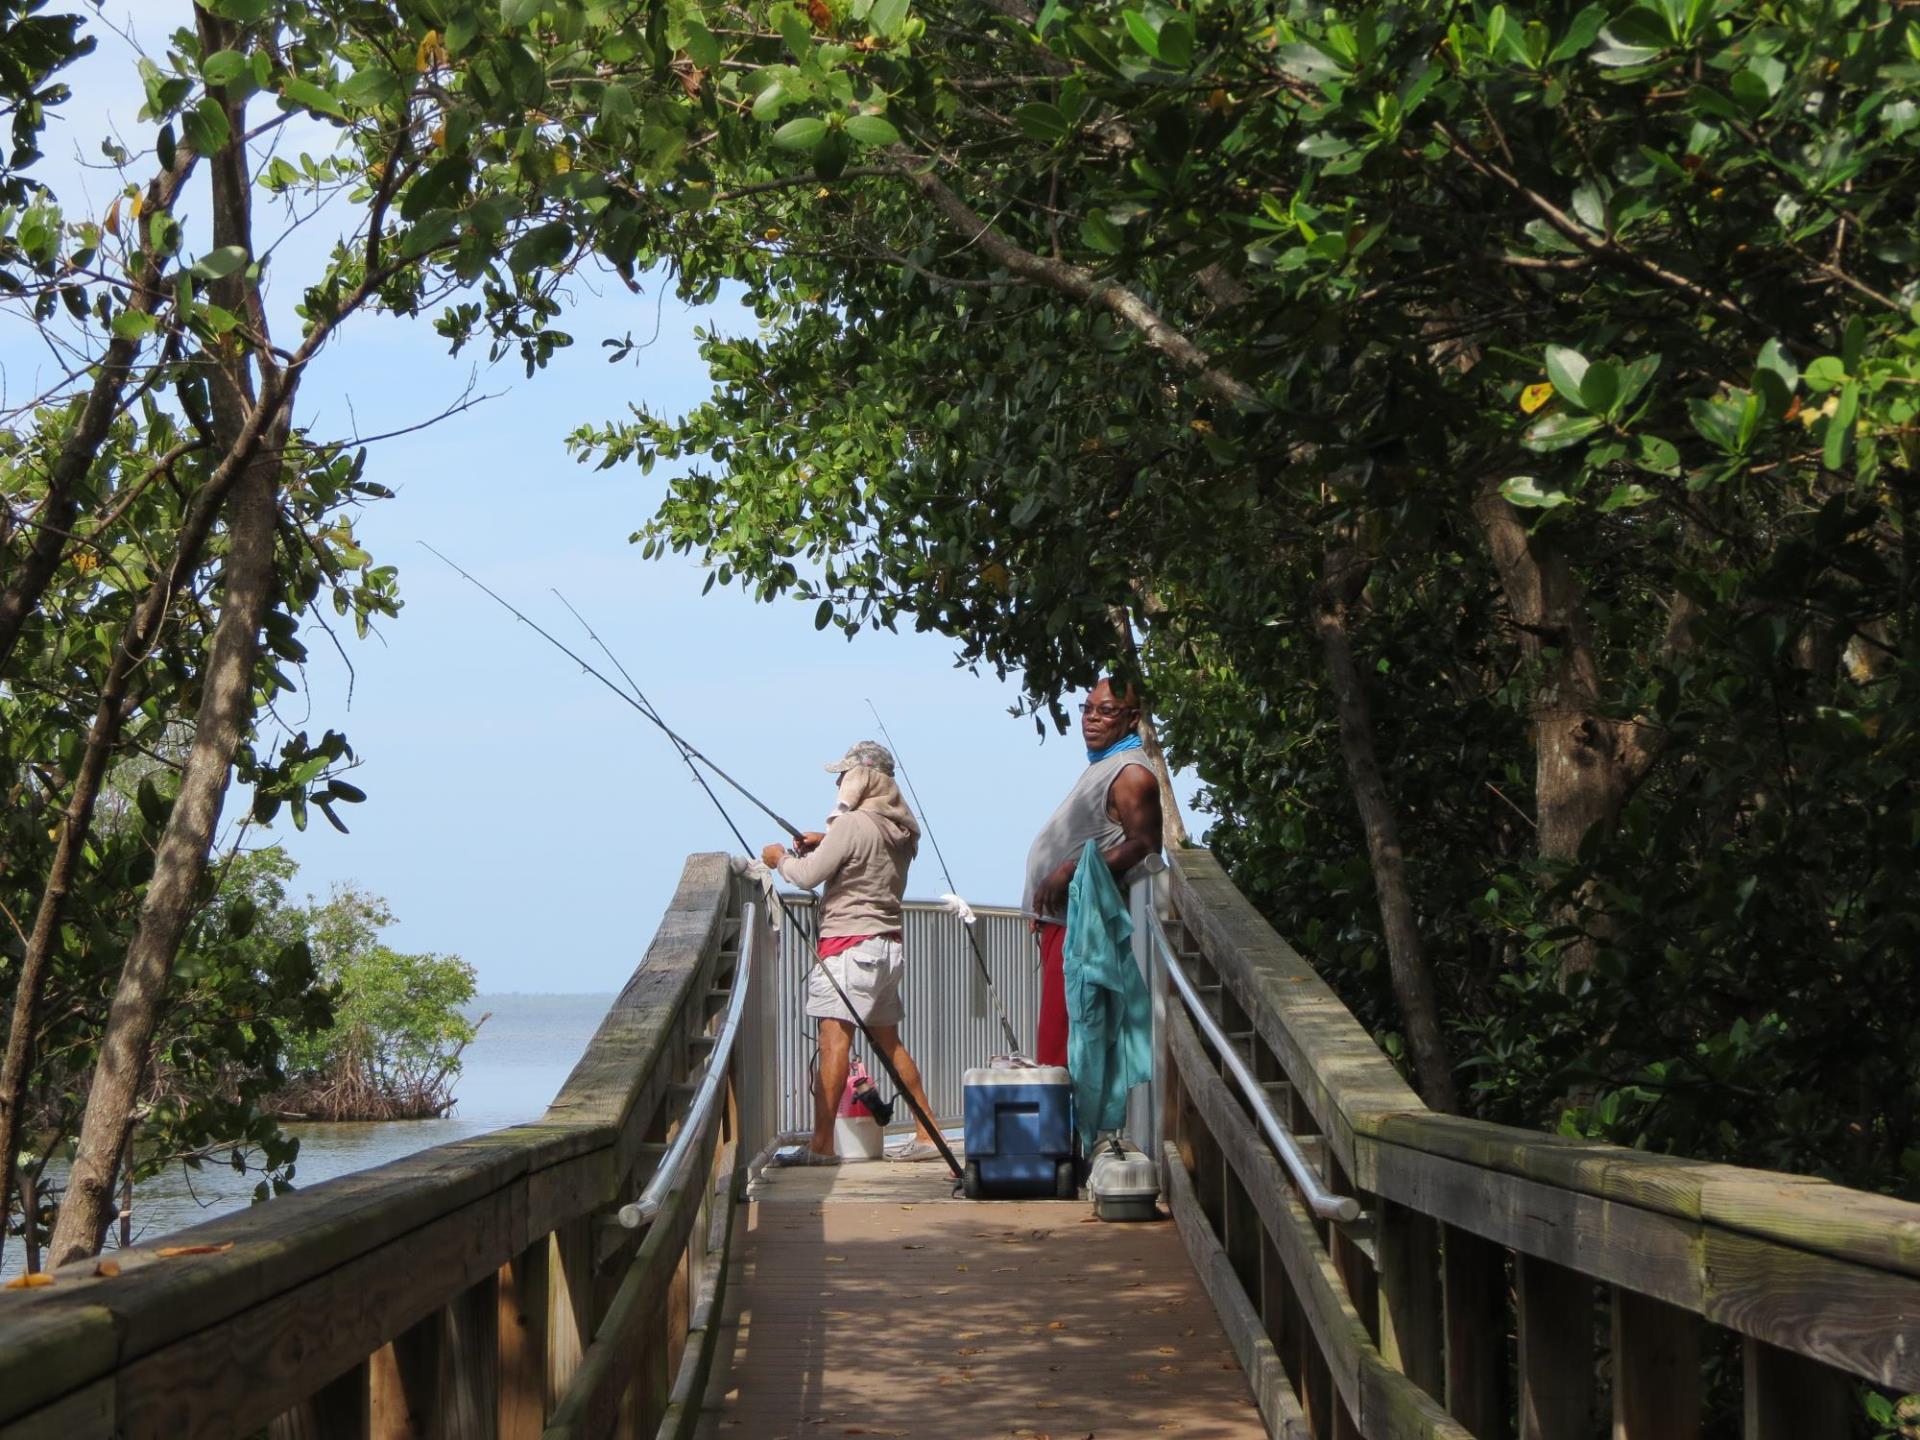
left=850, top=1072, right=894, bottom=1127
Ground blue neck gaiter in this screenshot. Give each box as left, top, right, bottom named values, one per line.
left=1086, top=733, right=1145, bottom=765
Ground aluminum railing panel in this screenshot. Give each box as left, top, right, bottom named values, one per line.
left=770, top=896, right=1041, bottom=1131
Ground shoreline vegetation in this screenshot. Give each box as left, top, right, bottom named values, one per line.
left=266, top=1007, right=489, bottom=1123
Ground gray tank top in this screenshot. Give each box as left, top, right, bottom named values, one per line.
left=1023, top=752, right=1159, bottom=920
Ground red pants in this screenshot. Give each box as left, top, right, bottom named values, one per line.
left=1036, top=922, right=1068, bottom=1066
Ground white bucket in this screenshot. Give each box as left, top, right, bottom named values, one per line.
left=834, top=1115, right=885, bottom=1161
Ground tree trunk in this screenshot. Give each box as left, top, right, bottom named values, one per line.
left=47, top=41, right=290, bottom=1265
left=1311, top=549, right=1458, bottom=1112
left=1472, top=482, right=1654, bottom=969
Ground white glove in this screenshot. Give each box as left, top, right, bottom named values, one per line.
left=939, top=891, right=977, bottom=926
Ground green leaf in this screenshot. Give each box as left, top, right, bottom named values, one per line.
left=682, top=19, right=722, bottom=68
left=137, top=776, right=169, bottom=827
left=1522, top=413, right=1603, bottom=451
left=1275, top=42, right=1346, bottom=82
left=500, top=0, right=542, bottom=26
left=1121, top=10, right=1161, bottom=59
left=1597, top=482, right=1655, bottom=512
left=181, top=96, right=231, bottom=155
left=1547, top=4, right=1607, bottom=62
left=844, top=114, right=901, bottom=147
left=201, top=49, right=250, bottom=87
left=1823, top=381, right=1860, bottom=471
left=1157, top=15, right=1194, bottom=67
left=1635, top=434, right=1681, bottom=475
left=111, top=307, right=159, bottom=341
left=1544, top=345, right=1590, bottom=409
left=814, top=599, right=833, bottom=629
left=1688, top=395, right=1743, bottom=452
left=1080, top=212, right=1123, bottom=254
left=1803, top=355, right=1846, bottom=393
left=1580, top=360, right=1620, bottom=416
left=509, top=220, right=574, bottom=274
left=773, top=116, right=828, bottom=150
left=813, top=128, right=853, bottom=181
left=188, top=244, right=249, bottom=281
left=868, top=0, right=909, bottom=39
left=1500, top=475, right=1572, bottom=507
left=280, top=76, right=346, bottom=121
left=338, top=67, right=404, bottom=110
left=202, top=0, right=269, bottom=19
left=1615, top=354, right=1661, bottom=413
left=751, top=80, right=787, bottom=122
left=1013, top=101, right=1071, bottom=142
left=402, top=156, right=471, bottom=221
left=399, top=208, right=459, bottom=258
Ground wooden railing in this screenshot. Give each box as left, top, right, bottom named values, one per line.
left=0, top=851, right=773, bottom=1440
left=1157, top=847, right=1920, bottom=1440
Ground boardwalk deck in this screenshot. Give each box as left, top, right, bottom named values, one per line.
left=694, top=1157, right=1269, bottom=1440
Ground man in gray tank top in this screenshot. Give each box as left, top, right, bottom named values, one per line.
left=1023, top=679, right=1163, bottom=1066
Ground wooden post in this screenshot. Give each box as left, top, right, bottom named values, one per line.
left=1741, top=1338, right=1851, bottom=1440
left=1328, top=1158, right=1376, bottom=1340
left=549, top=1217, right=594, bottom=1412
left=1376, top=1199, right=1443, bottom=1399
left=270, top=1359, right=371, bottom=1440
left=1224, top=1168, right=1261, bottom=1298
left=1516, top=1255, right=1592, bottom=1440
left=1612, top=1286, right=1700, bottom=1440
left=498, top=1239, right=549, bottom=1440
left=1442, top=1224, right=1509, bottom=1440
left=372, top=1312, right=445, bottom=1440
left=445, top=1272, right=500, bottom=1440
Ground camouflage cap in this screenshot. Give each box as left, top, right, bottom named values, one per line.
left=825, top=740, right=896, bottom=776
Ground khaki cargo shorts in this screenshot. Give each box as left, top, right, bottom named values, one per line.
left=806, top=937, right=906, bottom=1026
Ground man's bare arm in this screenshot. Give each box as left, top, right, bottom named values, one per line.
left=1101, top=764, right=1162, bottom=877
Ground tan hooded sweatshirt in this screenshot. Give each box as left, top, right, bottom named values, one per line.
left=776, top=766, right=921, bottom=938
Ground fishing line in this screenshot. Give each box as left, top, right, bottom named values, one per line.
left=864, top=699, right=1023, bottom=1055
left=430, top=551, right=962, bottom=1176
left=421, top=542, right=807, bottom=840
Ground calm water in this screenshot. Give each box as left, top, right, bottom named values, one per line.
left=3, top=993, right=611, bottom=1278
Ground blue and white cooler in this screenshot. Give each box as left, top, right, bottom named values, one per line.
left=961, top=1062, right=1076, bottom=1199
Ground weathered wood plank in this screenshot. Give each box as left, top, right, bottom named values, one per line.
left=1740, top=1338, right=1852, bottom=1440
left=1166, top=1000, right=1471, bottom=1440
left=1515, top=1255, right=1592, bottom=1440
left=1441, top=1225, right=1507, bottom=1440
left=111, top=1183, right=522, bottom=1439
left=371, top=1312, right=443, bottom=1440
left=547, top=1218, right=592, bottom=1413
left=1377, top=1200, right=1443, bottom=1402
left=1366, top=1133, right=1705, bottom=1313
left=446, top=1274, right=499, bottom=1440
left=269, top=1360, right=369, bottom=1440
left=1166, top=1144, right=1313, bottom=1440
left=0, top=1376, right=113, bottom=1440
left=1612, top=1286, right=1700, bottom=1440
left=498, top=1241, right=549, bottom=1440
left=1701, top=1224, right=1920, bottom=1391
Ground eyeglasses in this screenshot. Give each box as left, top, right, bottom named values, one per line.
left=1078, top=703, right=1133, bottom=718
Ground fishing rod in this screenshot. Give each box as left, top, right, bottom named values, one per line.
left=421, top=542, right=807, bottom=841
left=550, top=588, right=756, bottom=857
left=431, top=548, right=960, bottom=1177
left=865, top=699, right=1023, bottom=1056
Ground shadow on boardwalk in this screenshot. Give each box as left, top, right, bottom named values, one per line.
left=697, top=1158, right=1268, bottom=1440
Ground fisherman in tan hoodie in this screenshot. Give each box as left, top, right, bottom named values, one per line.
left=762, top=741, right=944, bottom=1164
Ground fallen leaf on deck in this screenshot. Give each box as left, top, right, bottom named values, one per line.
left=992, top=1265, right=1018, bottom=1273
left=825, top=1255, right=846, bottom=1263
left=156, top=1242, right=234, bottom=1258
left=1047, top=1320, right=1068, bottom=1330
left=4, top=1273, right=53, bottom=1288
left=1157, top=1346, right=1176, bottom=1355
left=1127, top=1371, right=1152, bottom=1383
left=957, top=1347, right=980, bottom=1356
left=956, top=1330, right=981, bottom=1340
left=94, top=1260, right=121, bottom=1277
left=954, top=1264, right=968, bottom=1272
left=902, top=1243, right=925, bottom=1250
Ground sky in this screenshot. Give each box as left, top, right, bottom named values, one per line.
left=5, top=5, right=1206, bottom=993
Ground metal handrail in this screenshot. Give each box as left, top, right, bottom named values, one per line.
left=618, top=897, right=758, bottom=1229
left=1151, top=918, right=1361, bottom=1223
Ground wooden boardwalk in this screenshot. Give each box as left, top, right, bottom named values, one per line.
left=695, top=1157, right=1269, bottom=1440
